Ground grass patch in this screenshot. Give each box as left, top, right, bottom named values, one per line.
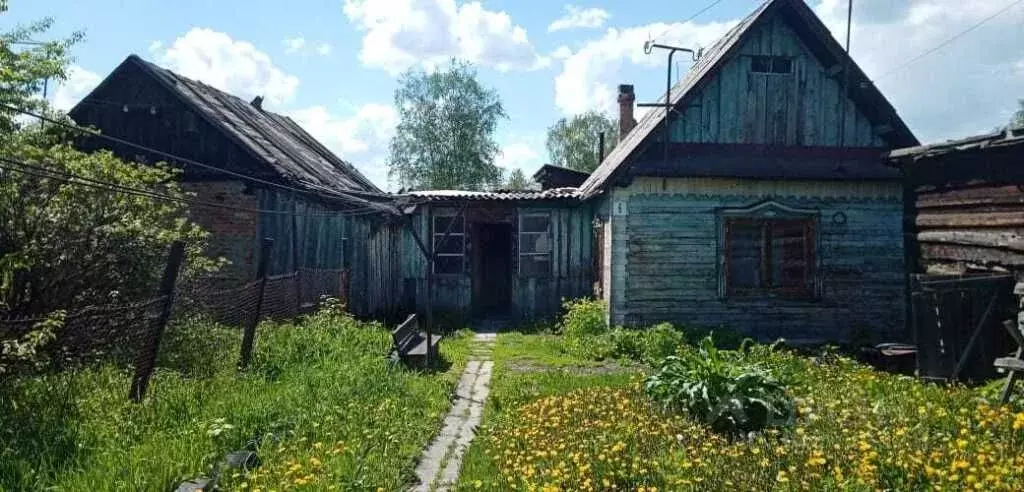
left=0, top=309, right=469, bottom=490
left=457, top=332, right=1024, bottom=491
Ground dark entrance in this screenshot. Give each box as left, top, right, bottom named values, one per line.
left=473, top=223, right=513, bottom=315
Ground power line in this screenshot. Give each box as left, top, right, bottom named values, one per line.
left=648, top=0, right=727, bottom=46
left=0, top=103, right=398, bottom=211
left=875, top=0, right=1024, bottom=80
left=0, top=156, right=389, bottom=218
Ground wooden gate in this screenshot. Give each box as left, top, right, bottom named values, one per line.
left=910, top=273, right=1016, bottom=382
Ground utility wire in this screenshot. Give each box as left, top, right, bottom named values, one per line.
left=0, top=103, right=398, bottom=210
left=875, top=0, right=1024, bottom=80
left=648, top=0, right=726, bottom=46
left=0, top=156, right=389, bottom=218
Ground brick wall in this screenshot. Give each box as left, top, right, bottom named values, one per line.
left=181, top=181, right=259, bottom=285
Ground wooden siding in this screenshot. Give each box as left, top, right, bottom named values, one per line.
left=669, top=11, right=885, bottom=148
left=608, top=178, right=905, bottom=342
left=401, top=203, right=593, bottom=324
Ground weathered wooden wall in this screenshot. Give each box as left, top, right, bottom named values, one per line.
left=606, top=177, right=905, bottom=342
left=401, top=202, right=593, bottom=324
left=669, top=11, right=885, bottom=148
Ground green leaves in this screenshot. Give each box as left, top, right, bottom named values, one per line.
left=388, top=59, right=507, bottom=191
left=545, top=111, right=617, bottom=173
left=644, top=335, right=795, bottom=437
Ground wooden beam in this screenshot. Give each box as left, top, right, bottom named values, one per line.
left=916, top=211, right=1024, bottom=228
left=917, top=231, right=1024, bottom=252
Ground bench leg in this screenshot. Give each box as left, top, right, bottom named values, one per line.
left=1001, top=370, right=1019, bottom=405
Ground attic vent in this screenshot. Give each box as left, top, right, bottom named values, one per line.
left=750, top=55, right=792, bottom=74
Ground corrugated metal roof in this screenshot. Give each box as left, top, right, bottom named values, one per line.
left=579, top=0, right=917, bottom=198
left=888, top=127, right=1024, bottom=162
left=74, top=55, right=381, bottom=195
left=401, top=187, right=580, bottom=201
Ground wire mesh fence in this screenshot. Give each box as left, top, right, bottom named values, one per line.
left=0, top=241, right=351, bottom=400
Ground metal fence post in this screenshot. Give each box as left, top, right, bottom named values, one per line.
left=129, top=240, right=185, bottom=402
left=240, top=237, right=273, bottom=370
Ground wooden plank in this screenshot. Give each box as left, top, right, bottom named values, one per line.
left=918, top=230, right=1024, bottom=252
left=916, top=211, right=1024, bottom=228
left=994, top=357, right=1024, bottom=371
left=920, top=243, right=1024, bottom=266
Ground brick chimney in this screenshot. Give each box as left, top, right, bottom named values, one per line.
left=617, top=84, right=636, bottom=140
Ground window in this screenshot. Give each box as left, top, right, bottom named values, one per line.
left=750, top=55, right=793, bottom=74
left=724, top=217, right=815, bottom=298
left=519, top=213, right=551, bottom=277
left=432, top=214, right=465, bottom=275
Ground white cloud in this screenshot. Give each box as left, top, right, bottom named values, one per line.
left=148, top=41, right=163, bottom=53
left=50, top=65, right=102, bottom=111
left=343, top=0, right=548, bottom=74
left=553, top=19, right=734, bottom=115
left=288, top=103, right=398, bottom=189
left=283, top=36, right=307, bottom=54
left=551, top=45, right=573, bottom=60
left=547, top=4, right=610, bottom=32
left=282, top=37, right=333, bottom=56
left=812, top=0, right=1024, bottom=141
left=154, top=28, right=300, bottom=106
left=497, top=136, right=544, bottom=173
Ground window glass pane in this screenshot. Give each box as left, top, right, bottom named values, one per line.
left=521, top=214, right=550, bottom=233
left=434, top=255, right=463, bottom=275
left=433, top=234, right=464, bottom=255
left=520, top=232, right=551, bottom=254
left=772, top=57, right=793, bottom=74
left=520, top=255, right=551, bottom=277
left=727, top=221, right=763, bottom=289
left=750, top=56, right=771, bottom=73
left=433, top=216, right=464, bottom=234
left=771, top=220, right=809, bottom=288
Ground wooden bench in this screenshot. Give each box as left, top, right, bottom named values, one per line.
left=390, top=314, right=441, bottom=367
left=994, top=319, right=1024, bottom=404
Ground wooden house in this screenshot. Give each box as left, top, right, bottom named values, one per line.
left=581, top=0, right=919, bottom=342
left=396, top=189, right=593, bottom=323
left=68, top=55, right=399, bottom=317
left=889, top=127, right=1024, bottom=277
left=887, top=128, right=1024, bottom=380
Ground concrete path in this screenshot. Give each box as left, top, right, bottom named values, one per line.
left=413, top=332, right=495, bottom=491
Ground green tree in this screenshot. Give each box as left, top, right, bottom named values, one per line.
left=503, top=168, right=534, bottom=191
left=388, top=60, right=506, bottom=190
left=545, top=111, right=617, bottom=173
left=0, top=18, right=83, bottom=134
left=0, top=20, right=214, bottom=316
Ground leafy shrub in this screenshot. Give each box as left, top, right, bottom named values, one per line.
left=686, top=326, right=750, bottom=350
left=645, top=335, right=794, bottom=436
left=641, top=322, right=685, bottom=361
left=556, top=297, right=607, bottom=338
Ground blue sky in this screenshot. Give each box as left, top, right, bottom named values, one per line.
left=6, top=0, right=1024, bottom=189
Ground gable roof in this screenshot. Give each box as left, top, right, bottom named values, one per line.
left=579, top=0, right=918, bottom=198
left=71, top=55, right=381, bottom=196
left=532, top=164, right=591, bottom=190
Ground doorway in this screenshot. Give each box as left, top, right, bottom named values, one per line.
left=473, top=223, right=513, bottom=315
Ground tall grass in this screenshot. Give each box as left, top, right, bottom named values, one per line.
left=0, top=308, right=469, bottom=490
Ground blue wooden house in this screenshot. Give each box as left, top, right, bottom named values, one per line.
left=582, top=0, right=919, bottom=342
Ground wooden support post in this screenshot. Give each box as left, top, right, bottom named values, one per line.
left=130, top=241, right=185, bottom=402
left=240, top=238, right=273, bottom=369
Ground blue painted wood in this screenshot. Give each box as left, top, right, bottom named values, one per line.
left=615, top=190, right=905, bottom=342
left=670, top=11, right=885, bottom=148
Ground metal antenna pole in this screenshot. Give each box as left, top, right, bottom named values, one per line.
left=640, top=42, right=698, bottom=167
left=840, top=0, right=854, bottom=146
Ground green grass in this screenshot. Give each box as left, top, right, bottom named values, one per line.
left=457, top=330, right=641, bottom=490
left=456, top=332, right=1024, bottom=491
left=0, top=309, right=470, bottom=491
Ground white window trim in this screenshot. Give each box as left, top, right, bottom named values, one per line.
left=519, top=212, right=552, bottom=277
left=432, top=213, right=465, bottom=275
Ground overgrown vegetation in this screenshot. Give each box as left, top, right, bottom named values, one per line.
left=557, top=298, right=686, bottom=363
left=458, top=299, right=1024, bottom=491
left=645, top=336, right=794, bottom=436
left=0, top=307, right=470, bottom=490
